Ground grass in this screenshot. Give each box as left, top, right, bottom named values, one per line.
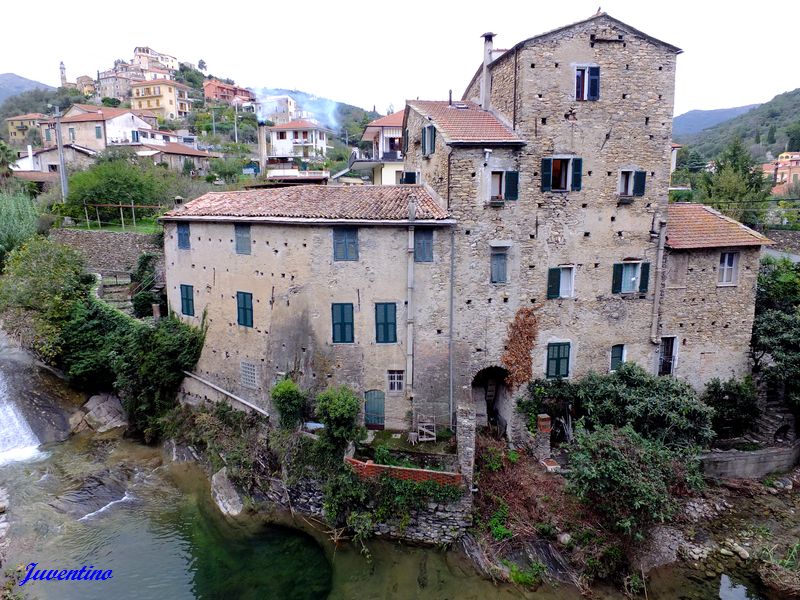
left=368, top=429, right=456, bottom=456
left=67, top=217, right=163, bottom=234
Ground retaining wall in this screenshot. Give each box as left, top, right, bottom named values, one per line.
left=49, top=228, right=163, bottom=277
left=700, top=442, right=800, bottom=479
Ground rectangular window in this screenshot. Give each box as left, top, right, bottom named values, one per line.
left=68, top=127, right=75, bottom=141
left=401, top=171, right=417, bottom=184
left=718, top=252, right=739, bottom=285
left=575, top=66, right=600, bottom=101
left=547, top=266, right=575, bottom=299
left=236, top=291, right=253, bottom=328
left=491, top=171, right=503, bottom=199
left=177, top=222, right=190, bottom=249
left=610, top=344, right=625, bottom=371
left=388, top=370, right=404, bottom=392
left=179, top=284, right=194, bottom=316
left=612, top=262, right=650, bottom=294
left=541, top=158, right=581, bottom=192
left=332, top=303, right=354, bottom=343
left=240, top=361, right=258, bottom=389
left=131, top=130, right=140, bottom=142
left=619, top=170, right=633, bottom=196
left=658, top=336, right=676, bottom=376
left=422, top=124, right=436, bottom=156
left=95, top=125, right=102, bottom=139
left=375, top=302, right=397, bottom=343
left=414, top=229, right=433, bottom=262
left=490, top=248, right=507, bottom=284
left=45, top=128, right=51, bottom=142
left=234, top=224, right=251, bottom=255
left=278, top=131, right=286, bottom=140
left=333, top=228, right=358, bottom=261
left=546, top=342, right=570, bottom=379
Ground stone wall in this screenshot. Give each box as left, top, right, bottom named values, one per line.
left=49, top=228, right=163, bottom=276
left=700, top=442, right=800, bottom=479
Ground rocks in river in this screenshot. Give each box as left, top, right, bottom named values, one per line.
left=0, top=488, right=8, bottom=514
left=635, top=526, right=685, bottom=572
left=71, top=394, right=128, bottom=434
left=49, top=467, right=134, bottom=519
left=556, top=532, right=572, bottom=545
left=163, top=439, right=201, bottom=464
left=211, top=467, right=244, bottom=517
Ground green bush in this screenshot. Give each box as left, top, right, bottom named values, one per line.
left=568, top=425, right=702, bottom=540
left=488, top=503, right=513, bottom=540
left=504, top=560, right=546, bottom=587
left=132, top=290, right=158, bottom=318
left=0, top=191, right=38, bottom=264
left=315, top=385, right=363, bottom=448
left=270, top=378, right=305, bottom=428
left=702, top=377, right=759, bottom=438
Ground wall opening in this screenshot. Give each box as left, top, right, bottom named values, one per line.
left=472, top=366, right=511, bottom=439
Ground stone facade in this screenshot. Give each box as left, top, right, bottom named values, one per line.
left=49, top=228, right=163, bottom=276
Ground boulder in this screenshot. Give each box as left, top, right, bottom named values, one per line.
left=211, top=468, right=243, bottom=517
left=72, top=395, right=128, bottom=433
left=0, top=488, right=7, bottom=514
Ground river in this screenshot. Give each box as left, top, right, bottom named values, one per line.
left=0, top=333, right=774, bottom=599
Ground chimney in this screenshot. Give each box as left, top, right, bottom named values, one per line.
left=480, top=32, right=496, bottom=111
left=257, top=122, right=268, bottom=174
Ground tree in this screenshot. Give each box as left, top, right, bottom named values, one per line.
left=752, top=310, right=800, bottom=414
left=767, top=125, right=777, bottom=145
left=755, top=131, right=761, bottom=145
left=757, top=257, right=800, bottom=315
left=210, top=157, right=245, bottom=183
left=787, top=121, right=800, bottom=152
left=695, top=138, right=771, bottom=226
left=0, top=140, right=17, bottom=179
left=0, top=191, right=38, bottom=263
left=198, top=59, right=207, bottom=72
left=101, top=97, right=121, bottom=107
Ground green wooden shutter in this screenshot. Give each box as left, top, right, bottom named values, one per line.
left=541, top=158, right=552, bottom=192
left=421, top=127, right=427, bottom=155
left=332, top=304, right=342, bottom=342
left=547, top=268, right=561, bottom=299
left=344, top=303, right=354, bottom=342
left=558, top=343, right=570, bottom=377
left=505, top=171, right=519, bottom=200
left=610, top=344, right=624, bottom=371
left=376, top=303, right=397, bottom=343
left=633, top=170, right=646, bottom=196
left=612, top=263, right=623, bottom=294
left=429, top=127, right=435, bottom=154
left=639, top=262, right=650, bottom=293
left=403, top=129, right=408, bottom=153
left=571, top=158, right=583, bottom=191
left=588, top=66, right=600, bottom=100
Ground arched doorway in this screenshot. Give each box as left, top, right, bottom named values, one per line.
left=364, top=389, right=385, bottom=430
left=472, top=366, right=510, bottom=438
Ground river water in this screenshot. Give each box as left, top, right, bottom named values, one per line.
left=0, top=333, right=774, bottom=600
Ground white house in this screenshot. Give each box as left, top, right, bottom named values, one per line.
left=268, top=119, right=332, bottom=159
left=349, top=110, right=405, bottom=185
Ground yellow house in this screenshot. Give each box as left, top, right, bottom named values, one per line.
left=130, top=81, right=192, bottom=120
left=5, top=113, right=48, bottom=146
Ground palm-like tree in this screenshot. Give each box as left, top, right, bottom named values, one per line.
left=0, top=140, right=17, bottom=180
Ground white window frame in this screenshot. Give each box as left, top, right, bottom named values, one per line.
left=573, top=63, right=598, bottom=101
left=559, top=265, right=575, bottom=298
left=387, top=370, right=404, bottom=393
left=621, top=261, right=642, bottom=294
left=490, top=171, right=504, bottom=200
left=718, top=251, right=739, bottom=286
left=618, top=169, right=634, bottom=196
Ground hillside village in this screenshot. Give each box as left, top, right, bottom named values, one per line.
left=2, top=10, right=800, bottom=600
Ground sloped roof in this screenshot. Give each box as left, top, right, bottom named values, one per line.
left=405, top=100, right=524, bottom=146
left=5, top=112, right=48, bottom=121
left=162, top=185, right=449, bottom=222
left=270, top=119, right=325, bottom=131
left=666, top=203, right=772, bottom=249
left=367, top=111, right=405, bottom=127
left=143, top=142, right=211, bottom=157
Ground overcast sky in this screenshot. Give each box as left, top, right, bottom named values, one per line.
left=2, top=0, right=797, bottom=117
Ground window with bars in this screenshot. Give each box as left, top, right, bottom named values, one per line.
left=332, top=303, right=354, bottom=343
left=388, top=370, right=404, bottom=392
left=236, top=291, right=253, bottom=327
left=375, top=302, right=397, bottom=343
left=718, top=252, right=739, bottom=285
left=179, top=284, right=194, bottom=316
left=414, top=229, right=433, bottom=262
left=333, top=228, right=359, bottom=261
left=240, top=361, right=258, bottom=389
left=177, top=222, right=190, bottom=249
left=234, top=224, right=251, bottom=255
left=546, top=342, right=571, bottom=379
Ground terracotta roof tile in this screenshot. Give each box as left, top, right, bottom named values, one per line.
left=163, top=185, right=449, bottom=222
left=5, top=113, right=49, bottom=121
left=406, top=100, right=524, bottom=145
left=142, top=142, right=211, bottom=157
left=666, top=203, right=772, bottom=249
left=270, top=119, right=325, bottom=131
left=367, top=111, right=405, bottom=127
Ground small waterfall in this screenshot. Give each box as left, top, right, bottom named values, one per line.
left=0, top=371, right=42, bottom=466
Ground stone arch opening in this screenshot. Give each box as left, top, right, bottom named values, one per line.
left=472, top=366, right=511, bottom=438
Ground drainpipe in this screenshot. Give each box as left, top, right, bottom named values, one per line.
left=480, top=32, right=495, bottom=111
left=406, top=196, right=417, bottom=401
left=447, top=224, right=456, bottom=429
left=650, top=218, right=668, bottom=344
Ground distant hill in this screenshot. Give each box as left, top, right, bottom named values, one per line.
left=0, top=73, right=53, bottom=104
left=677, top=88, right=800, bottom=159
left=673, top=104, right=759, bottom=137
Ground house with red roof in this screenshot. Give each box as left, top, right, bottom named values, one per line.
left=268, top=119, right=332, bottom=160
left=4, top=113, right=49, bottom=146
left=347, top=110, right=406, bottom=185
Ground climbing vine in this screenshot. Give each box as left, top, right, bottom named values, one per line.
left=501, top=306, right=539, bottom=390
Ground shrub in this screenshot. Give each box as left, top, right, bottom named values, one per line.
left=315, top=385, right=363, bottom=448
left=702, top=377, right=759, bottom=438
left=488, top=502, right=513, bottom=540
left=505, top=560, right=546, bottom=587
left=270, top=378, right=305, bottom=428
left=0, top=191, right=38, bottom=264
left=132, top=290, right=158, bottom=318
left=568, top=425, right=702, bottom=540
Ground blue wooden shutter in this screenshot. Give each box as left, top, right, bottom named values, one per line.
left=235, top=224, right=250, bottom=255
left=588, top=66, right=600, bottom=100
left=180, top=284, right=194, bottom=316
left=414, top=229, right=433, bottom=262
left=541, top=158, right=552, bottom=192
left=429, top=126, right=435, bottom=154
left=547, top=268, right=561, bottom=299
left=421, top=127, right=427, bottom=155
left=346, top=228, right=358, bottom=260
left=333, top=229, right=346, bottom=260
left=343, top=303, right=353, bottom=342
left=639, top=262, right=650, bottom=293
left=571, top=158, right=583, bottom=191
left=612, top=263, right=623, bottom=294
left=177, top=223, right=190, bottom=249
left=364, top=390, right=385, bottom=428
left=332, top=304, right=342, bottom=342
left=505, top=171, right=519, bottom=200
left=633, top=171, right=646, bottom=196
left=491, top=251, right=507, bottom=283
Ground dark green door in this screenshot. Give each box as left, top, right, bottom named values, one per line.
left=364, top=390, right=385, bottom=430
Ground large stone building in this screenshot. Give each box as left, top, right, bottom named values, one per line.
left=162, top=13, right=770, bottom=435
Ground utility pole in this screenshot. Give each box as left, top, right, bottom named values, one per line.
left=53, top=105, right=68, bottom=201
left=211, top=108, right=216, bottom=136
left=233, top=102, right=239, bottom=144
